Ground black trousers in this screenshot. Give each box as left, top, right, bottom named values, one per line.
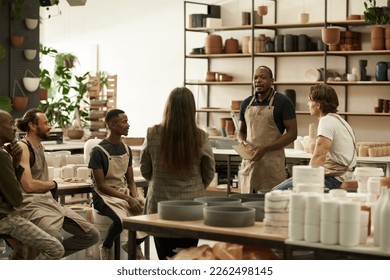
left=93, top=192, right=145, bottom=248
left=154, top=236, right=198, bottom=260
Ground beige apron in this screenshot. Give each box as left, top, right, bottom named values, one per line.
left=17, top=139, right=93, bottom=233
left=93, top=144, right=146, bottom=238
left=239, top=90, right=285, bottom=193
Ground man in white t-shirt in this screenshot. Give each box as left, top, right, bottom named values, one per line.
left=276, top=84, right=357, bottom=190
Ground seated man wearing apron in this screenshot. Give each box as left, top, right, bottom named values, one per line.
left=276, top=84, right=357, bottom=190
left=89, top=109, right=146, bottom=260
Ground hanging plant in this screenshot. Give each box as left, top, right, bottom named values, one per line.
left=10, top=0, right=25, bottom=20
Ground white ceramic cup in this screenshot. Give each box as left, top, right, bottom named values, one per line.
left=339, top=223, right=360, bottom=247
left=61, top=165, right=74, bottom=179
left=76, top=167, right=90, bottom=180
left=289, top=208, right=305, bottom=224
left=289, top=222, right=304, bottom=241
left=360, top=226, right=368, bottom=244
left=320, top=221, right=339, bottom=245
left=347, top=73, right=357, bottom=81
left=290, top=193, right=306, bottom=210
left=304, top=209, right=321, bottom=226
left=320, top=200, right=339, bottom=222
left=304, top=224, right=320, bottom=243
left=299, top=12, right=309, bottom=24
left=339, top=201, right=361, bottom=224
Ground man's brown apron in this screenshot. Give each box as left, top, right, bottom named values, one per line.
left=239, top=90, right=286, bottom=193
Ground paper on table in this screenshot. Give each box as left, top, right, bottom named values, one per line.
left=232, top=143, right=255, bottom=160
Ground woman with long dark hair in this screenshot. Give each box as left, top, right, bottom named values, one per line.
left=140, top=87, right=215, bottom=259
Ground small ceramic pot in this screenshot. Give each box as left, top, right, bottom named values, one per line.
left=321, top=27, right=340, bottom=45
left=25, top=18, right=38, bottom=30
left=205, top=34, right=223, bottom=54
left=299, top=13, right=309, bottom=24
left=10, top=35, right=24, bottom=47
left=24, top=49, right=37, bottom=60
left=224, top=37, right=239, bottom=53
left=257, top=5, right=268, bottom=16
left=12, top=96, right=28, bottom=110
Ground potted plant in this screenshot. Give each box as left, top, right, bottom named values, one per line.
left=39, top=44, right=57, bottom=100
left=55, top=52, right=79, bottom=69
left=364, top=0, right=390, bottom=25
left=0, top=96, right=12, bottom=112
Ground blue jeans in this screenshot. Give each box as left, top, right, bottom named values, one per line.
left=275, top=176, right=341, bottom=191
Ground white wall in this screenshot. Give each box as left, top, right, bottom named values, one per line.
left=40, top=0, right=390, bottom=141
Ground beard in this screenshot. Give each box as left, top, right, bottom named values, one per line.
left=36, top=127, right=50, bottom=140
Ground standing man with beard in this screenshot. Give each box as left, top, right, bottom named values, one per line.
left=15, top=108, right=100, bottom=258
left=237, top=66, right=297, bottom=193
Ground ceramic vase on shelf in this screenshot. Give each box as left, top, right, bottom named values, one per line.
left=321, top=27, right=340, bottom=45
left=374, top=186, right=388, bottom=246
left=380, top=189, right=390, bottom=251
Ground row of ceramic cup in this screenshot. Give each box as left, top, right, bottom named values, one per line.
left=45, top=151, right=85, bottom=168
left=48, top=165, right=91, bottom=180
left=289, top=192, right=369, bottom=246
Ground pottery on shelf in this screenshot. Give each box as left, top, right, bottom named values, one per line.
left=12, top=96, right=28, bottom=110
left=205, top=34, right=223, bottom=54
left=321, top=27, right=340, bottom=45
left=257, top=5, right=268, bottom=16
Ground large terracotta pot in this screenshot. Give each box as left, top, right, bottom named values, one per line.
left=321, top=27, right=340, bottom=45
left=205, top=34, right=223, bottom=54
left=371, top=26, right=385, bottom=50
left=224, top=37, right=239, bottom=53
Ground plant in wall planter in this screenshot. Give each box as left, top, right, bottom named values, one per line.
left=10, top=35, right=24, bottom=47
left=39, top=44, right=58, bottom=100
left=11, top=80, right=28, bottom=110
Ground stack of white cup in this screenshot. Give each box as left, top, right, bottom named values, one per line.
left=304, top=193, right=322, bottom=243
left=320, top=199, right=339, bottom=245
left=367, top=176, right=383, bottom=201
left=339, top=201, right=361, bottom=247
left=289, top=193, right=306, bottom=241
left=354, top=167, right=384, bottom=193
left=292, top=165, right=324, bottom=193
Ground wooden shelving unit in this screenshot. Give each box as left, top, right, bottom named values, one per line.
left=87, top=74, right=117, bottom=139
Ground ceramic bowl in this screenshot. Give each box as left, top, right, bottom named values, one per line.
left=24, top=49, right=37, bottom=60
left=242, top=201, right=265, bottom=221
left=158, top=200, right=206, bottom=221
left=194, top=196, right=241, bottom=206
left=22, top=77, right=39, bottom=92
left=203, top=206, right=255, bottom=227
left=25, top=18, right=38, bottom=30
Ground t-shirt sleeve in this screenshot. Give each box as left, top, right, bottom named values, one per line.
left=317, top=117, right=335, bottom=141
left=88, top=147, right=105, bottom=169
left=127, top=145, right=133, bottom=167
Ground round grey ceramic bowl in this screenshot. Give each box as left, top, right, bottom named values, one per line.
left=229, top=193, right=265, bottom=202
left=203, top=206, right=255, bottom=227
left=158, top=200, right=206, bottom=221
left=242, top=201, right=265, bottom=222
left=194, top=197, right=242, bottom=206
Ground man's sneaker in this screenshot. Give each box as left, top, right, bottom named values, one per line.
left=122, top=243, right=146, bottom=260
left=99, top=244, right=113, bottom=260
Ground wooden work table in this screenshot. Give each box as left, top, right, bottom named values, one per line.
left=122, top=213, right=287, bottom=260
